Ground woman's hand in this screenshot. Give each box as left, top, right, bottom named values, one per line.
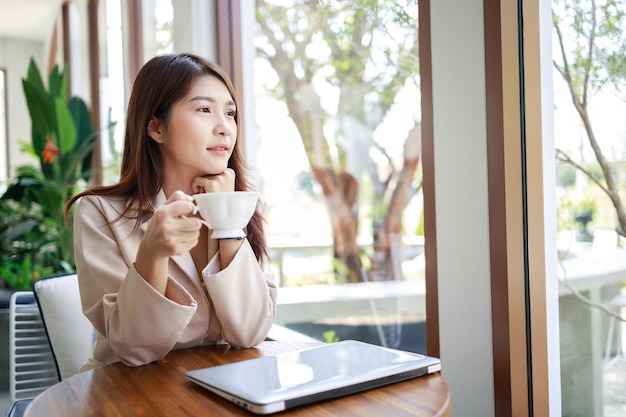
left=142, top=191, right=201, bottom=257
left=191, top=169, right=243, bottom=267
left=192, top=168, right=236, bottom=194
left=135, top=191, right=201, bottom=295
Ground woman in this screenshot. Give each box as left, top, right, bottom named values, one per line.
left=66, top=53, right=277, bottom=369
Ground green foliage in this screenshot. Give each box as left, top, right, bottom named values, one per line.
left=256, top=1, right=420, bottom=281
left=553, top=0, right=626, bottom=237
left=556, top=164, right=577, bottom=188
left=294, top=170, right=318, bottom=196
left=0, top=58, right=96, bottom=289
left=414, top=209, right=424, bottom=236
left=21, top=57, right=95, bottom=185
left=553, top=0, right=626, bottom=95
left=587, top=163, right=605, bottom=182
left=322, top=330, right=340, bottom=343
left=576, top=198, right=597, bottom=216
left=0, top=177, right=70, bottom=290
left=331, top=256, right=358, bottom=283
left=557, top=196, right=597, bottom=232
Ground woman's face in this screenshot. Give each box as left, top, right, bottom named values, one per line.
left=153, top=74, right=237, bottom=191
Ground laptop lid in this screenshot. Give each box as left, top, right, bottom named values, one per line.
left=186, top=340, right=442, bottom=414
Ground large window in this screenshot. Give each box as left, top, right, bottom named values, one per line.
left=253, top=0, right=426, bottom=352
left=552, top=1, right=626, bottom=415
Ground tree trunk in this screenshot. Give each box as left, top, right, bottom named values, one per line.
left=312, top=167, right=364, bottom=282
left=370, top=124, right=421, bottom=281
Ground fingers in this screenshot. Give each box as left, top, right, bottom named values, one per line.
left=145, top=220, right=200, bottom=257
left=143, top=199, right=202, bottom=257
left=168, top=189, right=194, bottom=202
left=165, top=190, right=196, bottom=218
left=192, top=168, right=235, bottom=194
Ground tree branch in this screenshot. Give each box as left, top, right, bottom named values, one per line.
left=555, top=148, right=609, bottom=194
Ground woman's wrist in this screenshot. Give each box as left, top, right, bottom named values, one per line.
left=217, top=237, right=244, bottom=268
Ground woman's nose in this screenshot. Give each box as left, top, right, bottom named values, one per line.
left=214, top=116, right=233, bottom=136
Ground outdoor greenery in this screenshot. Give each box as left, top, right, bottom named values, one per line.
left=322, top=330, right=340, bottom=344
left=557, top=195, right=598, bottom=233
left=0, top=58, right=96, bottom=290
left=553, top=0, right=626, bottom=237
left=255, top=0, right=421, bottom=282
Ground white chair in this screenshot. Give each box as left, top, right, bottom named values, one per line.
left=32, top=273, right=94, bottom=381
left=7, top=273, right=95, bottom=417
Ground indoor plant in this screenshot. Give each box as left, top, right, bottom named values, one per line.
left=0, top=58, right=95, bottom=290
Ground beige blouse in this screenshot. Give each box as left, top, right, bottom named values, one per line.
left=73, top=191, right=277, bottom=369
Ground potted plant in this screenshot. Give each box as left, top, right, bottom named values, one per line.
left=0, top=57, right=96, bottom=291
left=574, top=198, right=597, bottom=243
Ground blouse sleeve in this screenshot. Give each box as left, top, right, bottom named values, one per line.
left=202, top=240, right=277, bottom=348
left=73, top=196, right=197, bottom=366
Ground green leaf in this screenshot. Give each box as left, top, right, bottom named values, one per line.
left=0, top=168, right=41, bottom=202
left=48, top=65, right=61, bottom=99
left=63, top=130, right=97, bottom=185
left=48, top=64, right=69, bottom=104
left=54, top=96, right=77, bottom=158
left=3, top=217, right=39, bottom=243
left=21, top=59, right=58, bottom=179
left=69, top=97, right=93, bottom=142
left=21, top=79, right=54, bottom=155
left=68, top=97, right=94, bottom=179
left=24, top=58, right=46, bottom=98
left=31, top=183, right=66, bottom=214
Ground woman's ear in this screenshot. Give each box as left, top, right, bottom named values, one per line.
left=147, top=117, right=165, bottom=143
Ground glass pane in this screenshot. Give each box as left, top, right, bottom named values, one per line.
left=552, top=1, right=626, bottom=415
left=254, top=0, right=425, bottom=353
left=155, top=0, right=174, bottom=54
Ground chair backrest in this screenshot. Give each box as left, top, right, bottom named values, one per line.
left=32, top=273, right=94, bottom=381
left=8, top=291, right=58, bottom=402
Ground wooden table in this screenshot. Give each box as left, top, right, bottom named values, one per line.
left=24, top=341, right=450, bottom=416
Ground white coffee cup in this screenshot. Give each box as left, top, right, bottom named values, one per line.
left=192, top=191, right=260, bottom=239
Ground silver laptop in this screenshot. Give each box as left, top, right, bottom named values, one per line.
left=186, top=340, right=442, bottom=414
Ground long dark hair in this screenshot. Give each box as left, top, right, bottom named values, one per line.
left=66, top=53, right=268, bottom=262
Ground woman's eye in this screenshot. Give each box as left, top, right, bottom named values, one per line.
left=226, top=110, right=236, bottom=117
left=199, top=107, right=210, bottom=113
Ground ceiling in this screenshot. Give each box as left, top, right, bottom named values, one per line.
left=0, top=0, right=61, bottom=42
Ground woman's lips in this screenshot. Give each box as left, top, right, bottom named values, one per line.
left=207, top=144, right=229, bottom=155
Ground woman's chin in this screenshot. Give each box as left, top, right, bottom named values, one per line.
left=199, top=165, right=228, bottom=176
